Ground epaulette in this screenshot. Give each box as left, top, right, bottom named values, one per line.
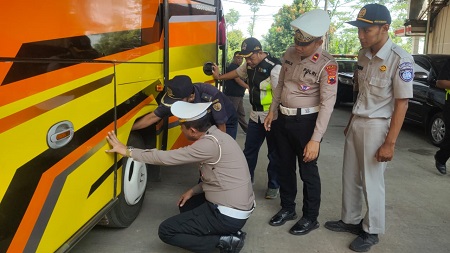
left=392, top=45, right=412, bottom=59
left=201, top=93, right=213, bottom=102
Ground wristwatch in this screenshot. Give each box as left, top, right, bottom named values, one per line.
left=125, top=146, right=134, bottom=158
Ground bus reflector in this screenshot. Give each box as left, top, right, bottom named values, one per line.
left=56, top=131, right=71, bottom=140
left=156, top=83, right=164, bottom=92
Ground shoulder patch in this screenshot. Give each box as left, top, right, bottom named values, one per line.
left=326, top=64, right=337, bottom=85
left=213, top=102, right=222, bottom=111
left=398, top=62, right=413, bottom=82
left=325, top=64, right=337, bottom=76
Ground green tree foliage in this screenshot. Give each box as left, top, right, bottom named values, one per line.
left=262, top=0, right=315, bottom=58
left=225, top=30, right=245, bottom=63
left=225, top=9, right=240, bottom=30
left=326, top=0, right=361, bottom=55
left=243, top=0, right=265, bottom=37
left=388, top=0, right=412, bottom=52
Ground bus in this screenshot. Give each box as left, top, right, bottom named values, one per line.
left=0, top=0, right=225, bottom=252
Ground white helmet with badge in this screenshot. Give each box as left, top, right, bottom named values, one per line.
left=170, top=101, right=212, bottom=123
left=290, top=9, right=330, bottom=46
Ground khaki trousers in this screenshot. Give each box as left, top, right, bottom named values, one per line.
left=341, top=116, right=390, bottom=234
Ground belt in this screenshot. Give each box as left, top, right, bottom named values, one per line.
left=217, top=203, right=255, bottom=220
left=279, top=104, right=319, bottom=116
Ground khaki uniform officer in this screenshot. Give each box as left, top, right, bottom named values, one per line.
left=325, top=4, right=414, bottom=252
left=106, top=101, right=254, bottom=253
left=264, top=9, right=337, bottom=235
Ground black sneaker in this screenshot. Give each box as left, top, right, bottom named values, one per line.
left=324, top=220, right=363, bottom=235
left=435, top=156, right=447, bottom=175
left=349, top=232, right=379, bottom=252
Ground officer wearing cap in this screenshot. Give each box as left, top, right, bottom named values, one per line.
left=324, top=4, right=414, bottom=252
left=212, top=37, right=282, bottom=199
left=263, top=9, right=337, bottom=235
left=106, top=101, right=254, bottom=253
left=132, top=75, right=239, bottom=139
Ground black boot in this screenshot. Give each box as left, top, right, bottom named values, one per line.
left=217, top=231, right=246, bottom=253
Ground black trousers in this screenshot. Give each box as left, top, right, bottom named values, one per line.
left=274, top=112, right=321, bottom=221
left=158, top=194, right=247, bottom=253
left=435, top=100, right=450, bottom=163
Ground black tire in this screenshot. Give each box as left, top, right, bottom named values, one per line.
left=429, top=112, right=446, bottom=146
left=104, top=132, right=148, bottom=227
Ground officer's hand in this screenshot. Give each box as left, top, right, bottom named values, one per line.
left=105, top=131, right=127, bottom=157
left=212, top=63, right=220, bottom=80
left=375, top=142, right=395, bottom=162
left=264, top=112, right=274, bottom=131
left=303, top=140, right=320, bottom=162
left=178, top=188, right=194, bottom=207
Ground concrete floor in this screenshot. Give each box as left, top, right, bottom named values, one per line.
left=72, top=99, right=450, bottom=253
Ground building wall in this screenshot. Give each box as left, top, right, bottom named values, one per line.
left=428, top=5, right=450, bottom=54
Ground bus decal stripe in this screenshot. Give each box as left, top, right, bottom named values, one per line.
left=0, top=74, right=114, bottom=135
left=25, top=142, right=119, bottom=252
left=88, top=163, right=117, bottom=198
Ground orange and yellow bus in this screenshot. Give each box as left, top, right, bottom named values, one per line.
left=0, top=0, right=224, bottom=252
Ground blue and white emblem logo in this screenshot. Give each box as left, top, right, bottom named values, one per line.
left=399, top=62, right=413, bottom=82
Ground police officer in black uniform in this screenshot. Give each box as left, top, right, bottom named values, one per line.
left=434, top=58, right=450, bottom=175
left=132, top=75, right=238, bottom=139
left=212, top=37, right=282, bottom=198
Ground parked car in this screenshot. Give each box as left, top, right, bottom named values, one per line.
left=405, top=54, right=450, bottom=146
left=334, top=55, right=357, bottom=106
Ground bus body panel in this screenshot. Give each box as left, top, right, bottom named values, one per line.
left=0, top=0, right=221, bottom=251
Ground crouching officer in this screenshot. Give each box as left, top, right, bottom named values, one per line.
left=132, top=75, right=239, bottom=139
left=264, top=9, right=337, bottom=235
left=106, top=101, right=255, bottom=253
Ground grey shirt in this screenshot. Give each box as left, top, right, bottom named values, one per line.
left=131, top=125, right=255, bottom=210
left=353, top=38, right=414, bottom=118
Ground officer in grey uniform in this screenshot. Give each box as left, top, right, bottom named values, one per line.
left=263, top=9, right=337, bottom=235
left=106, top=101, right=255, bottom=253
left=324, top=4, right=414, bottom=252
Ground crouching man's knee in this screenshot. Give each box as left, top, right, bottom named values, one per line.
left=158, top=221, right=172, bottom=244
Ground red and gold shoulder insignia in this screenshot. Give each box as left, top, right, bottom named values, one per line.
left=328, top=75, right=337, bottom=85
left=312, top=53, right=320, bottom=62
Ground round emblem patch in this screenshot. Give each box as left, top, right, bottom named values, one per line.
left=213, top=102, right=222, bottom=111
left=399, top=69, right=413, bottom=82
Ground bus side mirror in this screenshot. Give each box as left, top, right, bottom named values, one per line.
left=203, top=62, right=214, bottom=76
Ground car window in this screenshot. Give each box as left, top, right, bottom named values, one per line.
left=414, top=63, right=429, bottom=75
left=413, top=56, right=430, bottom=75
left=337, top=61, right=357, bottom=72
